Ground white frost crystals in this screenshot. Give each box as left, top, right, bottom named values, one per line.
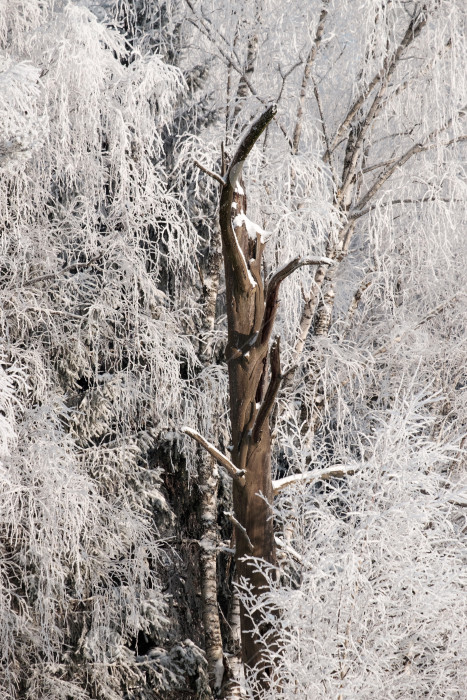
left=0, top=58, right=46, bottom=171
left=0, top=2, right=196, bottom=698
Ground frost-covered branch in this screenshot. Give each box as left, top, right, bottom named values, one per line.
left=275, top=536, right=307, bottom=567
left=181, top=428, right=246, bottom=484
left=273, top=465, right=357, bottom=495
left=292, top=2, right=329, bottom=154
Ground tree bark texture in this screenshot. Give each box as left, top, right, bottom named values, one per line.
left=215, top=105, right=334, bottom=688
left=219, top=106, right=279, bottom=685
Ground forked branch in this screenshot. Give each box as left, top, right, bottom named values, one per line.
left=219, top=105, right=277, bottom=294
left=260, top=256, right=334, bottom=344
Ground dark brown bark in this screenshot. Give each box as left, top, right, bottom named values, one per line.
left=186, top=106, right=332, bottom=692
left=220, top=106, right=278, bottom=686
left=218, top=106, right=332, bottom=687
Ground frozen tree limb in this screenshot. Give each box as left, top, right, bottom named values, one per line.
left=228, top=104, right=278, bottom=186
left=357, top=119, right=466, bottom=212
left=194, top=159, right=226, bottom=186
left=273, top=465, right=357, bottom=495
left=292, top=2, right=329, bottom=155
left=181, top=428, right=246, bottom=485
left=329, top=9, right=428, bottom=154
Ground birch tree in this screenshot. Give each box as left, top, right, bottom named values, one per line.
left=0, top=1, right=209, bottom=697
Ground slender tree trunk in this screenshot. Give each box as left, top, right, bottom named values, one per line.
left=198, top=453, right=225, bottom=694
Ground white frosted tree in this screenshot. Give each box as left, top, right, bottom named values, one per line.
left=0, top=1, right=210, bottom=698
left=1, top=1, right=466, bottom=699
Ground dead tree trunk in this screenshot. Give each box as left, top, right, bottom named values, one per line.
left=184, top=105, right=332, bottom=691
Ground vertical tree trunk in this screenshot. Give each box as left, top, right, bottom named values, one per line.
left=218, top=106, right=331, bottom=687
left=185, top=105, right=332, bottom=693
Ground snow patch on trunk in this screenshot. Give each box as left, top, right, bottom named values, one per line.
left=232, top=211, right=271, bottom=243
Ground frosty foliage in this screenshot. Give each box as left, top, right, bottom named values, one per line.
left=0, top=1, right=203, bottom=697
left=240, top=391, right=467, bottom=699
left=0, top=0, right=466, bottom=697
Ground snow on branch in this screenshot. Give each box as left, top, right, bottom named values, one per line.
left=181, top=427, right=245, bottom=485
left=275, top=536, right=307, bottom=567
left=273, top=464, right=357, bottom=495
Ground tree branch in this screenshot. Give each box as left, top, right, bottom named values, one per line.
left=313, top=78, right=337, bottom=181
left=329, top=9, right=428, bottom=155
left=356, top=117, right=466, bottom=212
left=260, top=256, right=334, bottom=344
left=275, top=536, right=307, bottom=567
left=227, top=104, right=278, bottom=188
left=253, top=336, right=281, bottom=443
left=219, top=105, right=277, bottom=294
left=273, top=464, right=356, bottom=495
left=194, top=159, right=226, bottom=186
left=181, top=427, right=246, bottom=485
left=292, top=2, right=329, bottom=155
left=225, top=511, right=253, bottom=552
left=350, top=196, right=464, bottom=220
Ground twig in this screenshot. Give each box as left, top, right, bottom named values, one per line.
left=22, top=253, right=103, bottom=287
left=330, top=9, right=428, bottom=154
